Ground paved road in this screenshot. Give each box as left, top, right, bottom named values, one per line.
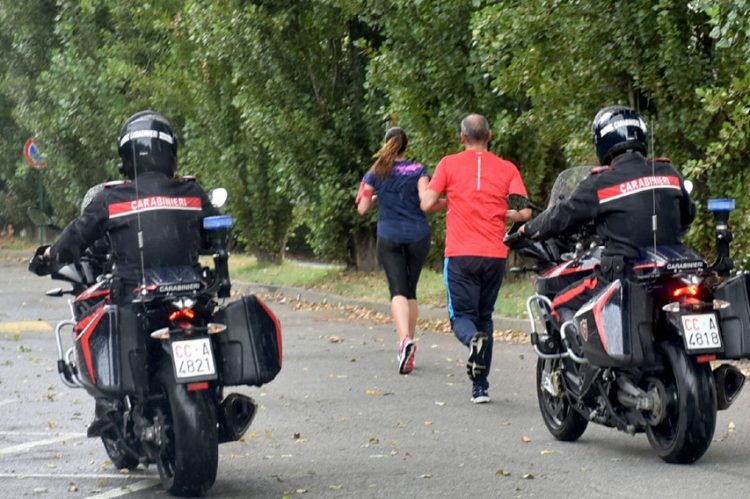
left=2, top=256, right=750, bottom=498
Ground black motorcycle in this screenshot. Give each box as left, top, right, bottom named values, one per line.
left=507, top=166, right=748, bottom=464
left=28, top=190, right=282, bottom=496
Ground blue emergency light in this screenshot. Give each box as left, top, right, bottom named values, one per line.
left=203, top=215, right=234, bottom=231
left=707, top=198, right=735, bottom=213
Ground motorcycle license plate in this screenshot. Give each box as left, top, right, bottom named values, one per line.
left=681, top=314, right=722, bottom=352
left=171, top=338, right=217, bottom=381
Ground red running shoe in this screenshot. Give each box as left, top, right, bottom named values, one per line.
left=398, top=338, right=417, bottom=375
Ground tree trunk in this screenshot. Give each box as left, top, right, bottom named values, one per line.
left=352, top=226, right=378, bottom=272
left=255, top=248, right=283, bottom=265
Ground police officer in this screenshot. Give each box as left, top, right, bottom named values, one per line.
left=515, top=106, right=695, bottom=318
left=44, top=110, right=219, bottom=436
left=46, top=110, right=219, bottom=291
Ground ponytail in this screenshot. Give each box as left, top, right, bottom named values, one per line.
left=370, top=127, right=408, bottom=179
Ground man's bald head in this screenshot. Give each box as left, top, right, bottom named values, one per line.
left=460, top=114, right=491, bottom=144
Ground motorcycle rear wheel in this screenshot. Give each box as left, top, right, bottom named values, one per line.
left=645, top=340, right=716, bottom=464
left=536, top=357, right=588, bottom=441
left=156, top=366, right=219, bottom=496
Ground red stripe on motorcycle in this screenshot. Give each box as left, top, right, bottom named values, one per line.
left=551, top=276, right=599, bottom=313
left=257, top=297, right=283, bottom=368
left=597, top=175, right=681, bottom=204
left=592, top=282, right=620, bottom=352
left=77, top=305, right=107, bottom=384
left=108, top=196, right=202, bottom=219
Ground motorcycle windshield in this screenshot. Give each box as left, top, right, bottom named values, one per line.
left=546, top=166, right=596, bottom=209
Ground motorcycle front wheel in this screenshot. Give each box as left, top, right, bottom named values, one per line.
left=536, top=356, right=588, bottom=441
left=156, top=366, right=219, bottom=496
left=645, top=340, right=716, bottom=464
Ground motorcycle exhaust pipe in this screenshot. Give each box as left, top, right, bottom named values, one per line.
left=218, top=393, right=257, bottom=443
left=714, top=363, right=746, bottom=411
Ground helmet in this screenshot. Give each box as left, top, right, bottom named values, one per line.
left=591, top=106, right=647, bottom=165
left=118, top=110, right=178, bottom=179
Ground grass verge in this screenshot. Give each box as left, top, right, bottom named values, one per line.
left=232, top=256, right=534, bottom=318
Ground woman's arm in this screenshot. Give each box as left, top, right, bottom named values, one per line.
left=356, top=182, right=376, bottom=215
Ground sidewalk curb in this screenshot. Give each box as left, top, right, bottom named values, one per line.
left=235, top=281, right=532, bottom=334
left=0, top=247, right=531, bottom=334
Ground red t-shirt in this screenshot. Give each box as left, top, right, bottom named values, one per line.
left=428, top=150, right=528, bottom=258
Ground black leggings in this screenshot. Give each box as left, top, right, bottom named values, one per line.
left=376, top=235, right=431, bottom=299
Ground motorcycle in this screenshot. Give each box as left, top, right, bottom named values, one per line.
left=506, top=166, right=748, bottom=464
left=28, top=188, right=282, bottom=496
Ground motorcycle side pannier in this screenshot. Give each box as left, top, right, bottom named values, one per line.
left=214, top=295, right=282, bottom=387
left=715, top=273, right=750, bottom=359
left=74, top=305, right=146, bottom=396
left=574, top=279, right=656, bottom=367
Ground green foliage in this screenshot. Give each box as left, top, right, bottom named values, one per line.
left=1, top=0, right=750, bottom=269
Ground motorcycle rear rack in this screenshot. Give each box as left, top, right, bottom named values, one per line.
left=525, top=294, right=587, bottom=363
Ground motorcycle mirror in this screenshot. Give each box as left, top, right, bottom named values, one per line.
left=208, top=188, right=228, bottom=208
left=509, top=194, right=543, bottom=212
left=45, top=287, right=64, bottom=297
left=27, top=207, right=60, bottom=230
left=684, top=179, right=694, bottom=194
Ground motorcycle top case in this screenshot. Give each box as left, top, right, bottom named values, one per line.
left=214, top=295, right=282, bottom=387
left=574, top=279, right=656, bottom=367
left=74, top=304, right=146, bottom=396
left=714, top=273, right=750, bottom=359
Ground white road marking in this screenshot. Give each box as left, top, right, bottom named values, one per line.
left=0, top=472, right=153, bottom=479
left=84, top=478, right=160, bottom=498
left=0, top=432, right=85, bottom=455
left=0, top=431, right=77, bottom=436
left=0, top=399, right=16, bottom=407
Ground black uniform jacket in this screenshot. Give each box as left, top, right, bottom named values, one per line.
left=51, top=171, right=219, bottom=284
left=524, top=152, right=695, bottom=259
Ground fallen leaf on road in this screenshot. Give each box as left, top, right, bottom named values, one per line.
left=17, top=344, right=31, bottom=352
left=328, top=335, right=343, bottom=343
left=424, top=421, right=433, bottom=426
left=68, top=484, right=78, bottom=492
left=420, top=473, right=432, bottom=479
left=33, top=488, right=47, bottom=494
left=540, top=449, right=558, bottom=456
left=435, top=401, right=446, bottom=406
left=366, top=389, right=382, bottom=396
left=719, top=421, right=736, bottom=441
left=523, top=473, right=535, bottom=479
left=329, top=485, right=343, bottom=490
left=296, top=488, right=308, bottom=494
left=521, top=435, right=531, bottom=443
left=293, top=432, right=301, bottom=440
left=395, top=420, right=406, bottom=428
left=496, top=469, right=511, bottom=477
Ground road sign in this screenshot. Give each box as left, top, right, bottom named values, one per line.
left=23, top=138, right=46, bottom=170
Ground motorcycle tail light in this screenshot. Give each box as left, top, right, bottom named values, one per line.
left=673, top=285, right=699, bottom=298
left=169, top=308, right=196, bottom=321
